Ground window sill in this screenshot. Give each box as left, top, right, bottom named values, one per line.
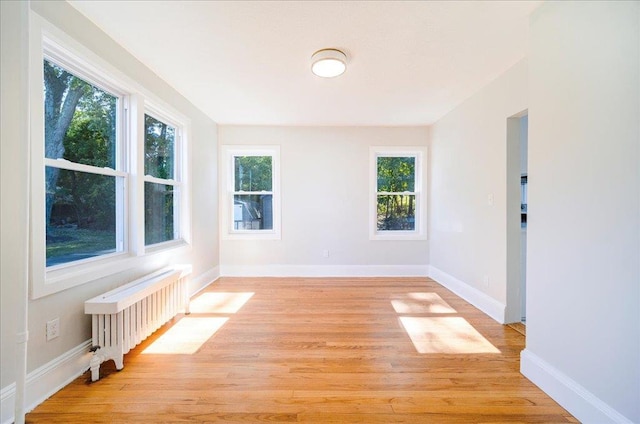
left=223, top=230, right=281, bottom=241
left=144, top=238, right=190, bottom=254
left=370, top=232, right=428, bottom=241
left=34, top=240, right=191, bottom=299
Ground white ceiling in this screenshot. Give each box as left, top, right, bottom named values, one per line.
left=68, top=1, right=540, bottom=126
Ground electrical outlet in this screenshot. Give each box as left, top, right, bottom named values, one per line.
left=322, top=249, right=330, bottom=258
left=482, top=275, right=489, bottom=287
left=46, top=318, right=60, bottom=341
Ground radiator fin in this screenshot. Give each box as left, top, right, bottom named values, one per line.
left=84, top=266, right=191, bottom=381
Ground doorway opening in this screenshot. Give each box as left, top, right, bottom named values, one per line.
left=506, top=110, right=528, bottom=325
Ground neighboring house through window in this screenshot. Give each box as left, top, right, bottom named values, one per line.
left=221, top=146, right=281, bottom=239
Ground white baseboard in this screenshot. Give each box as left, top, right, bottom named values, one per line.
left=428, top=266, right=505, bottom=323
left=189, top=265, right=220, bottom=296
left=1, top=340, right=92, bottom=424
left=521, top=349, right=634, bottom=424
left=219, top=264, right=430, bottom=278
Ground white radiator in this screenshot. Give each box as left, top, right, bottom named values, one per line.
left=84, top=265, right=191, bottom=381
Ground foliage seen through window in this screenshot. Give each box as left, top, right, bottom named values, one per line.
left=376, top=156, right=416, bottom=231
left=144, top=114, right=178, bottom=245
left=44, top=60, right=119, bottom=266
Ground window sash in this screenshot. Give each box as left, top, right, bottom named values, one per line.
left=377, top=191, right=417, bottom=195
left=44, top=158, right=127, bottom=177
left=230, top=153, right=275, bottom=233
left=142, top=112, right=182, bottom=246
left=144, top=112, right=177, bottom=180
left=45, top=169, right=126, bottom=268
left=370, top=148, right=426, bottom=240
left=232, top=190, right=273, bottom=195
left=41, top=55, right=128, bottom=270
left=376, top=155, right=418, bottom=191
left=221, top=146, right=281, bottom=239
left=375, top=154, right=419, bottom=233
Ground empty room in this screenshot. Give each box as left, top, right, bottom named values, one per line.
left=1, top=1, right=638, bottom=423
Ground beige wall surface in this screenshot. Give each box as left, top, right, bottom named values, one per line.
left=218, top=125, right=429, bottom=274
left=525, top=2, right=639, bottom=422
left=429, top=59, right=528, bottom=305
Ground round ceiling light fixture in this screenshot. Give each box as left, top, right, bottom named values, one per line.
left=311, top=48, right=347, bottom=78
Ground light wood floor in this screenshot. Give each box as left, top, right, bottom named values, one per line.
left=27, top=277, right=576, bottom=423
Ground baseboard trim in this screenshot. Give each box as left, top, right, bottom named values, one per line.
left=521, top=349, right=634, bottom=424
left=220, top=264, right=430, bottom=278
left=428, top=266, right=505, bottom=323
left=1, top=340, right=92, bottom=424
left=189, top=265, right=220, bottom=297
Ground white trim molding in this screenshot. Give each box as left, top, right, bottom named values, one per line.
left=219, top=145, right=281, bottom=241
left=189, top=266, right=220, bottom=296
left=369, top=146, right=428, bottom=241
left=521, top=349, right=634, bottom=424
left=428, top=266, right=506, bottom=324
left=1, top=340, right=92, bottom=424
left=220, top=264, right=429, bottom=278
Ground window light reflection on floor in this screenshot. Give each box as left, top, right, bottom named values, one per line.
left=400, top=317, right=500, bottom=354
left=142, top=291, right=254, bottom=354
left=189, top=292, right=254, bottom=314
left=142, top=317, right=228, bottom=355
left=391, top=292, right=457, bottom=314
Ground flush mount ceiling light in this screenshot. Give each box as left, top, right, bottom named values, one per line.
left=311, top=49, right=347, bottom=78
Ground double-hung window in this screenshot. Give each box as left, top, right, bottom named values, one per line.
left=370, top=147, right=427, bottom=240
left=31, top=23, right=190, bottom=298
left=144, top=112, right=182, bottom=246
left=42, top=58, right=127, bottom=268
left=221, top=146, right=281, bottom=239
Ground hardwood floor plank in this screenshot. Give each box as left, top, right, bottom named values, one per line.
left=26, top=277, right=575, bottom=423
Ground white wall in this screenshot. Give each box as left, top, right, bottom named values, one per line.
left=218, top=125, right=429, bottom=276
left=429, top=59, right=528, bottom=321
left=1, top=2, right=219, bottom=421
left=520, top=115, right=528, bottom=174
left=522, top=2, right=639, bottom=423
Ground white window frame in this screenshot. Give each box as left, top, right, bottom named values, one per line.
left=29, top=14, right=191, bottom=298
left=142, top=107, right=185, bottom=249
left=220, top=145, right=281, bottom=240
left=369, top=146, right=428, bottom=241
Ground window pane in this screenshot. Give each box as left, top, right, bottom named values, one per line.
left=233, top=194, right=273, bottom=230
left=145, top=114, right=175, bottom=179
left=377, top=156, right=415, bottom=192
left=46, top=167, right=118, bottom=266
left=44, top=60, right=116, bottom=168
left=145, top=182, right=175, bottom=245
left=234, top=156, right=272, bottom=192
left=377, top=194, right=416, bottom=231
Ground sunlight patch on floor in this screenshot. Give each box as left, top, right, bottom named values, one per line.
left=391, top=292, right=457, bottom=314
left=142, top=317, right=228, bottom=354
left=189, top=292, right=254, bottom=314
left=399, top=316, right=500, bottom=354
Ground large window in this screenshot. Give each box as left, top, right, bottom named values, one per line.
left=221, top=146, right=280, bottom=239
left=370, top=147, right=427, bottom=240
left=31, top=28, right=190, bottom=298
left=43, top=59, right=125, bottom=267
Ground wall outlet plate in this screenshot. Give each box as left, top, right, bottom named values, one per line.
left=46, top=318, right=60, bottom=341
